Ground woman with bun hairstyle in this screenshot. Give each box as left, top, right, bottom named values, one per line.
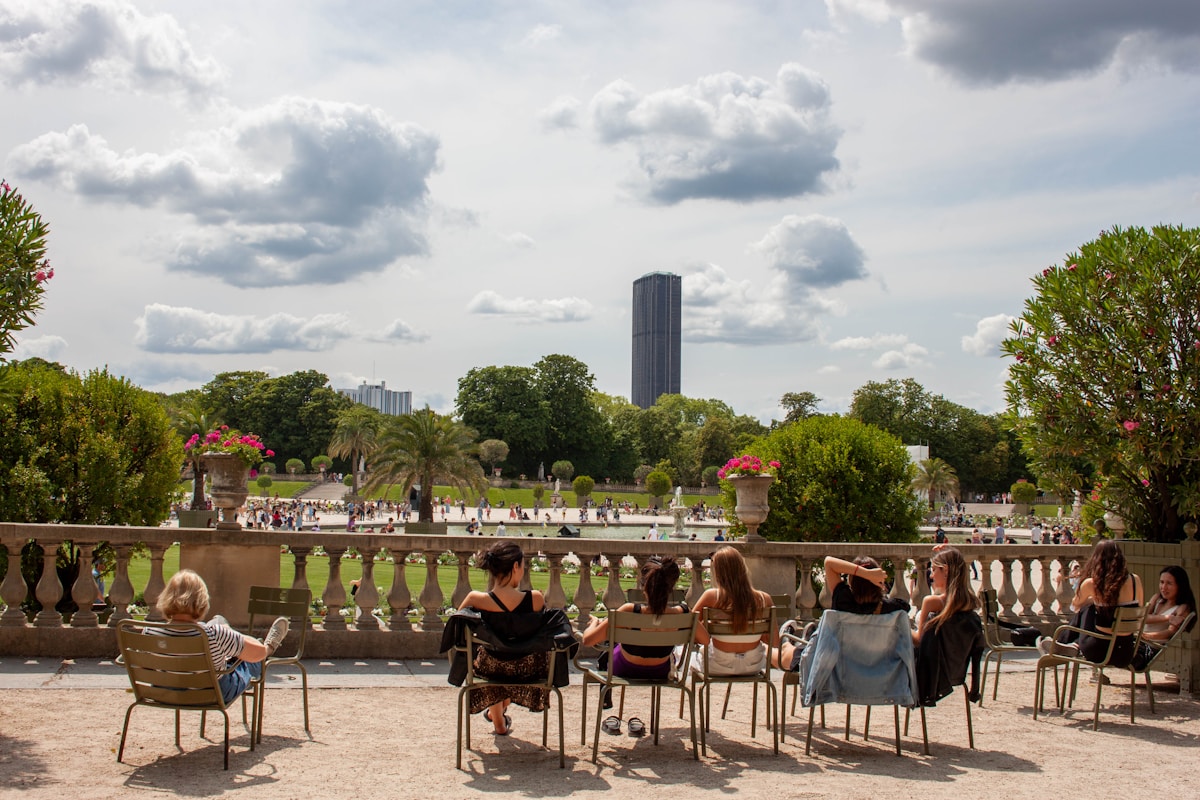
left=582, top=556, right=689, bottom=678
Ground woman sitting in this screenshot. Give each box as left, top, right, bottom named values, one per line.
left=1038, top=539, right=1144, bottom=667
left=692, top=547, right=774, bottom=676
left=1142, top=565, right=1196, bottom=642
left=772, top=555, right=907, bottom=672
left=914, top=545, right=979, bottom=645
left=457, top=542, right=547, bottom=736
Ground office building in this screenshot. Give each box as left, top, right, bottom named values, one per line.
left=341, top=381, right=412, bottom=416
left=631, top=271, right=681, bottom=408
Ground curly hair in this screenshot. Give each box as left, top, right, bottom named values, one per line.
left=930, top=547, right=977, bottom=629
left=641, top=556, right=681, bottom=616
left=1083, top=539, right=1128, bottom=606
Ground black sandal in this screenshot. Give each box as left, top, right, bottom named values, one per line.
left=602, top=715, right=622, bottom=735
left=627, top=717, right=646, bottom=737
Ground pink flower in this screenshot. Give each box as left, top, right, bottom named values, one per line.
left=250, top=469, right=258, bottom=478
left=1047, top=335, right=1058, bottom=346
left=717, top=469, right=727, bottom=480
left=1104, top=271, right=1115, bottom=280
left=1123, top=420, right=1140, bottom=432
left=265, top=450, right=274, bottom=457
left=769, top=460, right=780, bottom=469
left=1015, top=353, right=1025, bottom=362
left=1, top=181, right=9, bottom=192
left=220, top=425, right=229, bottom=431
left=34, top=270, right=46, bottom=283
left=1141, top=479, right=1150, bottom=487
left=1067, top=263, right=1077, bottom=271
left=1042, top=268, right=1052, bottom=277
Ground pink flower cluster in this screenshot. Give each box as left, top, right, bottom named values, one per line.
left=718, top=455, right=781, bottom=480
left=184, top=426, right=273, bottom=460
left=34, top=259, right=54, bottom=283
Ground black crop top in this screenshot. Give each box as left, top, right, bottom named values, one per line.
left=619, top=602, right=690, bottom=658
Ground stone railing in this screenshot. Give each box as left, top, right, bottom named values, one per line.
left=2, top=521, right=1195, bottom=691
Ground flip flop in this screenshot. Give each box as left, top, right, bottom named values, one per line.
left=602, top=715, right=622, bottom=735
left=496, top=714, right=513, bottom=736
left=627, top=717, right=646, bottom=737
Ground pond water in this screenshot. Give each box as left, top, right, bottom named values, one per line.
left=443, top=523, right=725, bottom=542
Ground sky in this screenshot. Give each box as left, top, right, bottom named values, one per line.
left=4, top=0, right=1200, bottom=423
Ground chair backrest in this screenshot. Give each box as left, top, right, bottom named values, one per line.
left=978, top=589, right=1007, bottom=648
left=625, top=587, right=688, bottom=605
left=116, top=619, right=226, bottom=710
left=800, top=610, right=917, bottom=708
left=604, top=610, right=698, bottom=680
left=1138, top=611, right=1197, bottom=672
left=248, top=585, right=312, bottom=657
left=698, top=606, right=774, bottom=679
left=1090, top=604, right=1149, bottom=666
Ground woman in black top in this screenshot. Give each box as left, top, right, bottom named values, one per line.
left=458, top=542, right=546, bottom=735
left=582, top=556, right=689, bottom=679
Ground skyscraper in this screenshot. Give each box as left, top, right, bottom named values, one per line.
left=340, top=381, right=412, bottom=416
left=631, top=271, right=681, bottom=408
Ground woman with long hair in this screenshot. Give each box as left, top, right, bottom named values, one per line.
left=458, top=541, right=546, bottom=736
left=1142, top=565, right=1196, bottom=641
left=1039, top=539, right=1144, bottom=666
left=692, top=546, right=774, bottom=676
left=581, top=556, right=689, bottom=734
left=914, top=546, right=978, bottom=644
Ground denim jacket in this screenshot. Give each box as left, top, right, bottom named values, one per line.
left=799, top=610, right=917, bottom=708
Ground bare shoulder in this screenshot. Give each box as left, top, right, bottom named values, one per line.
left=921, top=594, right=946, bottom=613
left=531, top=589, right=546, bottom=612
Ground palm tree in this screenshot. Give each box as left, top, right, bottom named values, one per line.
left=171, top=396, right=217, bottom=509
left=328, top=405, right=381, bottom=497
left=912, top=457, right=960, bottom=511
left=364, top=408, right=487, bottom=522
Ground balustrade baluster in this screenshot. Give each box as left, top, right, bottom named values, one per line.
left=1035, top=557, right=1057, bottom=617
left=418, top=550, right=445, bottom=630
left=355, top=550, right=380, bottom=630
left=0, top=539, right=28, bottom=627
left=1016, top=557, right=1037, bottom=617
left=388, top=550, right=412, bottom=628
left=997, top=558, right=1019, bottom=617
left=322, top=548, right=348, bottom=631
left=106, top=545, right=134, bottom=625
left=796, top=557, right=818, bottom=621
left=601, top=552, right=626, bottom=610
left=1054, top=557, right=1075, bottom=614
left=142, top=543, right=169, bottom=622
left=573, top=557, right=597, bottom=631
left=451, top=550, right=475, bottom=610
left=888, top=555, right=910, bottom=606
left=686, top=557, right=706, bottom=609
left=977, top=554, right=995, bottom=597
left=69, top=542, right=100, bottom=628
left=289, top=547, right=313, bottom=628
left=519, top=554, right=533, bottom=592
left=544, top=554, right=568, bottom=610
left=34, top=541, right=64, bottom=627
left=912, top=556, right=931, bottom=610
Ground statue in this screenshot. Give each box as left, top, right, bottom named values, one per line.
left=554, top=478, right=561, bottom=494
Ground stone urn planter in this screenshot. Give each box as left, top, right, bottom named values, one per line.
left=728, top=474, right=773, bottom=543
left=200, top=452, right=249, bottom=530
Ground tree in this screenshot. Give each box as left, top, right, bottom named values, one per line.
left=200, top=370, right=269, bottom=430
left=645, top=470, right=671, bottom=506
left=779, top=391, right=820, bottom=424
left=0, top=181, right=54, bottom=359
left=0, top=361, right=182, bottom=524
left=722, top=416, right=921, bottom=543
left=256, top=474, right=273, bottom=491
left=1003, top=225, right=1200, bottom=542
left=478, top=439, right=510, bottom=475
left=260, top=461, right=276, bottom=474
left=238, top=370, right=350, bottom=467
left=702, top=465, right=720, bottom=486
left=912, top=458, right=960, bottom=511
left=551, top=459, right=574, bottom=483
left=693, top=416, right=735, bottom=484
left=328, top=405, right=381, bottom=496
left=286, top=457, right=305, bottom=476
left=456, top=365, right=548, bottom=475
left=363, top=408, right=488, bottom=522
left=311, top=454, right=332, bottom=473
left=1010, top=479, right=1038, bottom=505
left=168, top=394, right=218, bottom=509
left=572, top=475, right=595, bottom=506
left=534, top=354, right=608, bottom=476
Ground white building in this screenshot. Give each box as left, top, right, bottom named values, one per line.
left=340, top=381, right=412, bottom=416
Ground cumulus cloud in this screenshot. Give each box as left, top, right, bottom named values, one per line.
left=873, top=342, right=930, bottom=370
left=9, top=334, right=67, bottom=361
left=134, top=304, right=352, bottom=353
left=466, top=291, right=593, bottom=323
left=831, top=333, right=909, bottom=350
left=521, top=24, right=562, bottom=47
left=116, top=358, right=217, bottom=389
left=961, top=313, right=1015, bottom=356
left=831, top=0, right=1200, bottom=86
left=8, top=97, right=440, bottom=287
left=375, top=318, right=430, bottom=343
left=0, top=0, right=222, bottom=96
left=588, top=63, right=840, bottom=203
left=502, top=231, right=536, bottom=248
left=753, top=214, right=867, bottom=293
left=538, top=96, right=581, bottom=130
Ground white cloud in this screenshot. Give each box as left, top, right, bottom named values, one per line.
left=682, top=264, right=822, bottom=344
left=588, top=63, right=840, bottom=203
left=502, top=232, right=536, bottom=248
left=873, top=342, right=930, bottom=370
left=817, top=364, right=841, bottom=374
left=961, top=313, right=1015, bottom=357
left=521, top=24, right=562, bottom=47
left=538, top=96, right=581, bottom=131
left=8, top=97, right=440, bottom=287
left=0, top=0, right=222, bottom=97
left=830, top=333, right=909, bottom=350
left=9, top=334, right=67, bottom=361
left=753, top=214, right=867, bottom=292
left=375, top=319, right=430, bottom=343
left=134, top=304, right=353, bottom=353
left=466, top=291, right=593, bottom=323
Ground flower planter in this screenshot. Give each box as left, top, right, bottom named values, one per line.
left=729, top=474, right=773, bottom=543
left=200, top=452, right=249, bottom=530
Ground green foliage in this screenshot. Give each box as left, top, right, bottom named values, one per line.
left=328, top=405, right=382, bottom=496
left=532, top=485, right=545, bottom=500
left=456, top=365, right=548, bottom=476
left=572, top=475, right=595, bottom=503
left=285, top=457, right=305, bottom=475
left=343, top=474, right=354, bottom=487
left=1004, top=224, right=1200, bottom=542
left=701, top=465, right=720, bottom=486
left=478, top=439, right=509, bottom=473
left=644, top=469, right=671, bottom=500
left=311, top=454, right=332, bottom=472
left=633, top=464, right=654, bottom=484
left=260, top=461, right=276, bottom=474
left=535, top=355, right=610, bottom=476
left=0, top=361, right=182, bottom=524
left=725, top=415, right=921, bottom=543
left=912, top=457, right=959, bottom=510
left=0, top=182, right=52, bottom=359
left=551, top=459, right=574, bottom=482
left=256, top=474, right=273, bottom=490
left=1010, top=480, right=1038, bottom=505
left=779, top=391, right=820, bottom=424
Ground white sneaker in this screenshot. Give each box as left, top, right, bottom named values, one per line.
left=779, top=619, right=801, bottom=640
left=263, top=617, right=290, bottom=656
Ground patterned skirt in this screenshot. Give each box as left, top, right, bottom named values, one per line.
left=468, top=648, right=551, bottom=713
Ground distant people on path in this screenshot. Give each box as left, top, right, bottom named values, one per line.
left=714, top=529, right=725, bottom=541
left=994, top=522, right=1006, bottom=544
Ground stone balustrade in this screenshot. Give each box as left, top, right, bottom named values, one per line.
left=5, top=521, right=1198, bottom=692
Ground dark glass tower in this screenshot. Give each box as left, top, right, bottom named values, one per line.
left=631, top=272, right=681, bottom=408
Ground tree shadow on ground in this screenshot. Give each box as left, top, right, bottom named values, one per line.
left=0, top=731, right=52, bottom=792
left=119, top=727, right=305, bottom=796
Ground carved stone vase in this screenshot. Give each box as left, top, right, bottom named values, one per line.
left=729, top=474, right=774, bottom=543
left=200, top=452, right=249, bottom=531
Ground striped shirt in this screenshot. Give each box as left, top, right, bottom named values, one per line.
left=164, top=620, right=246, bottom=672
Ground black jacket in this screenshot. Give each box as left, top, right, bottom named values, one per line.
left=439, top=607, right=577, bottom=688
left=914, top=610, right=985, bottom=706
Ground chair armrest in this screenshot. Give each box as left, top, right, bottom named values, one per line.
left=1051, top=623, right=1098, bottom=641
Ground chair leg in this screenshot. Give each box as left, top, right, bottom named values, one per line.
left=1128, top=669, right=1135, bottom=724
left=1092, top=671, right=1104, bottom=731
left=964, top=686, right=974, bottom=749
left=992, top=651, right=1004, bottom=701
left=177, top=709, right=183, bottom=747
left=118, top=704, right=135, bottom=763
left=221, top=711, right=230, bottom=771
left=751, top=682, right=759, bottom=738
left=978, top=651, right=991, bottom=706
left=299, top=663, right=311, bottom=733
left=721, top=682, right=732, bottom=719
left=591, top=685, right=605, bottom=763
left=455, top=689, right=466, bottom=770
left=688, top=687, right=699, bottom=761
left=845, top=704, right=851, bottom=740
left=580, top=677, right=589, bottom=747
left=1145, top=670, right=1156, bottom=714
left=919, top=705, right=928, bottom=755
left=556, top=688, right=565, bottom=769
left=892, top=705, right=902, bottom=756
left=806, top=705, right=816, bottom=756
left=863, top=705, right=871, bottom=741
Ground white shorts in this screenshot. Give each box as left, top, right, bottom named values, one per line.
left=694, top=643, right=767, bottom=676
